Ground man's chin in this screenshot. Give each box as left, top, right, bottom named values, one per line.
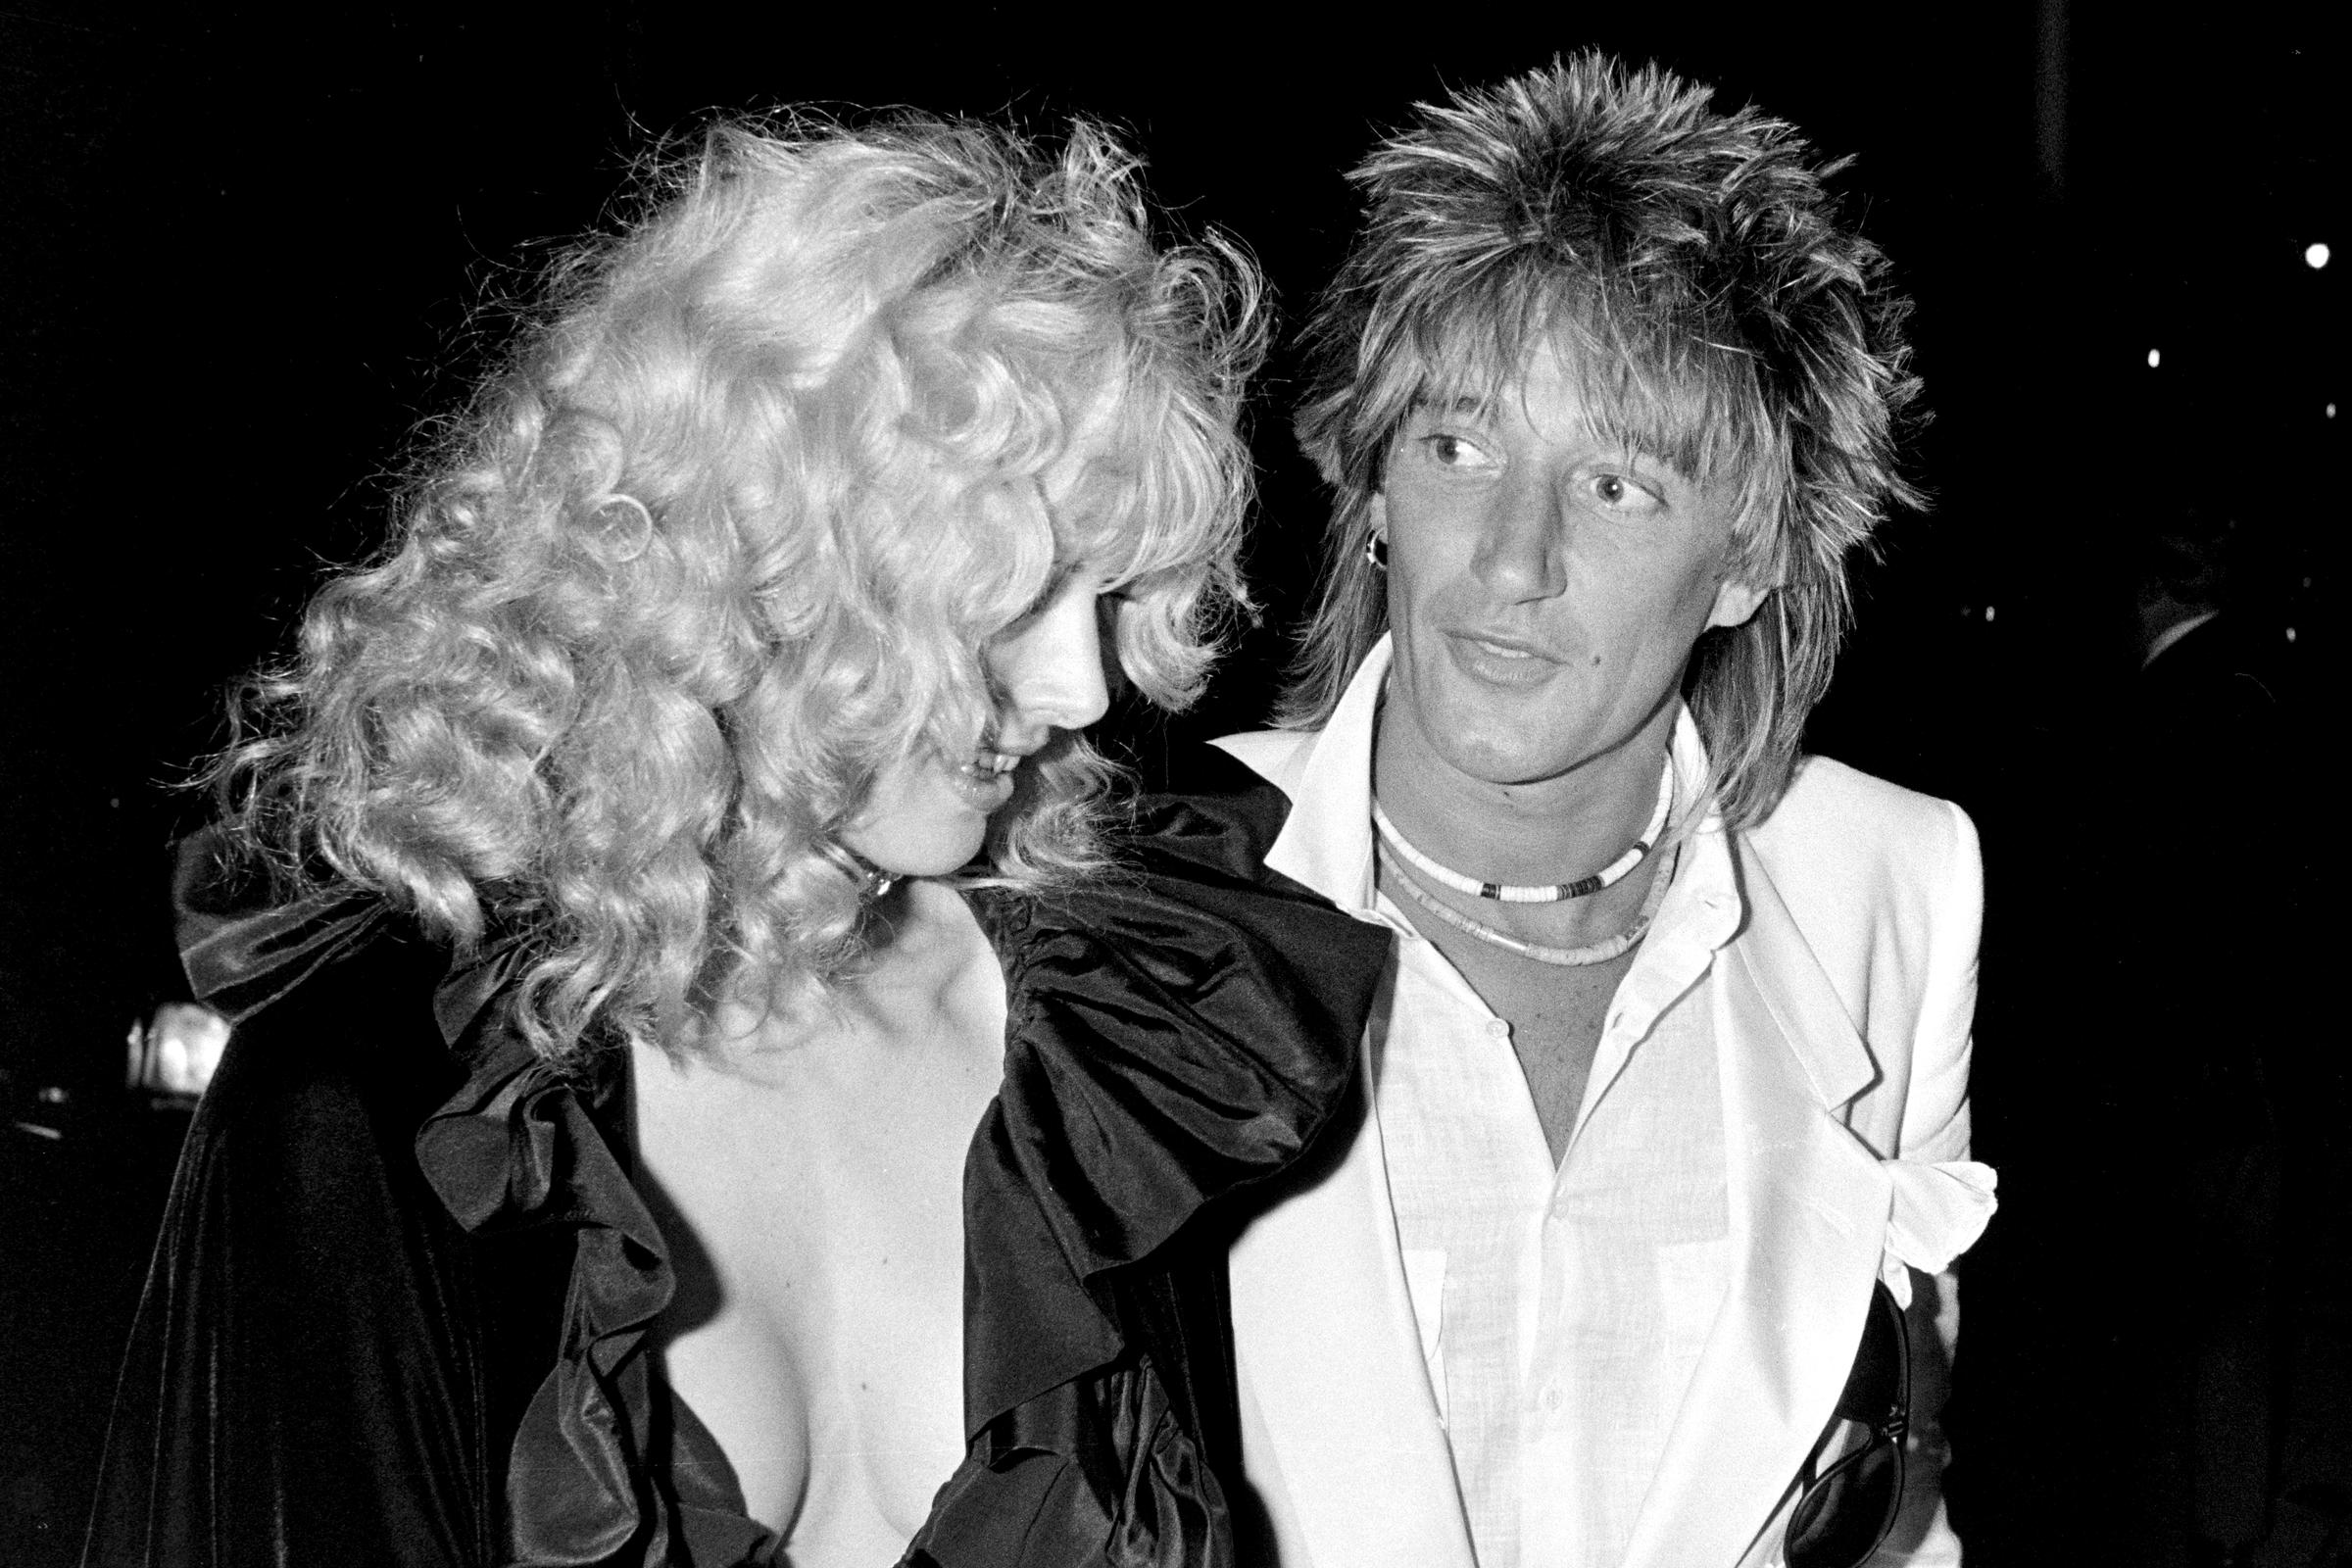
left=1399, top=693, right=1575, bottom=786
left=1416, top=727, right=1583, bottom=791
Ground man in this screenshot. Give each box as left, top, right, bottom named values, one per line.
left=1216, top=55, right=1996, bottom=1568
left=2114, top=514, right=2291, bottom=1567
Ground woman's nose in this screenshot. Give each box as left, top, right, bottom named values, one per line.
left=989, top=580, right=1112, bottom=741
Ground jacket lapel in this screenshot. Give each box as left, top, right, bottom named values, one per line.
left=1616, top=835, right=1892, bottom=1568
left=1229, top=1034, right=1479, bottom=1568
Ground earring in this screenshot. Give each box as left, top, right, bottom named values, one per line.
left=1364, top=532, right=1389, bottom=570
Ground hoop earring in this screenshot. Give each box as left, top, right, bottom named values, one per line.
left=1364, top=532, right=1389, bottom=570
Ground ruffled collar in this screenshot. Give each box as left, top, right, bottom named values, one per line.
left=953, top=768, right=1392, bottom=1438
left=907, top=752, right=1396, bottom=1567
left=175, top=834, right=771, bottom=1563
left=173, top=755, right=1391, bottom=1567
left=415, top=982, right=777, bottom=1566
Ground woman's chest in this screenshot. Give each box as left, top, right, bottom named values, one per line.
left=628, top=994, right=1005, bottom=1551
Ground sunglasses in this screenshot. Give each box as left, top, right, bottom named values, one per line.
left=1784, top=1280, right=1910, bottom=1568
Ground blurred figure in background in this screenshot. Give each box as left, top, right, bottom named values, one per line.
left=2111, top=507, right=2320, bottom=1568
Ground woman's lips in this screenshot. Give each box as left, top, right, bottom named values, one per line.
left=947, top=748, right=1022, bottom=811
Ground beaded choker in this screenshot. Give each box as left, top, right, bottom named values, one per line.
left=1369, top=757, right=1673, bottom=904
left=1375, top=838, right=1676, bottom=966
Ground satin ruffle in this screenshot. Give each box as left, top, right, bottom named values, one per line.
left=416, top=993, right=784, bottom=1567
left=90, top=747, right=1388, bottom=1567
left=913, top=766, right=1391, bottom=1566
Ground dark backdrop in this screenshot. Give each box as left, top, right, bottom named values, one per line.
left=3, top=4, right=2339, bottom=1563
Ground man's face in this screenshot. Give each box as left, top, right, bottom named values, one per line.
left=1374, top=344, right=1767, bottom=796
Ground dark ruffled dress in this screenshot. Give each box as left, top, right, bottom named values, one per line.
left=83, top=751, right=1391, bottom=1568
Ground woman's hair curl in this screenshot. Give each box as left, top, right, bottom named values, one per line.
left=215, top=114, right=1266, bottom=1062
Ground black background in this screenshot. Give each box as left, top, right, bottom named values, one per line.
left=3, top=4, right=2340, bottom=1563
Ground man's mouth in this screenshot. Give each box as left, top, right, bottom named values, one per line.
left=1441, top=627, right=1564, bottom=687
left=1450, top=626, right=1560, bottom=661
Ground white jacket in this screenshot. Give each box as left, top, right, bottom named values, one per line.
left=1218, top=639, right=1993, bottom=1568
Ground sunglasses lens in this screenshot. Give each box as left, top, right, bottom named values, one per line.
left=1784, top=1439, right=1901, bottom=1568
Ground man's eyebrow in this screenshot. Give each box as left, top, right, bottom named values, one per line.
left=1406, top=391, right=1490, bottom=417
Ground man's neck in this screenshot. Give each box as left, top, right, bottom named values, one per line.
left=1370, top=698, right=1678, bottom=895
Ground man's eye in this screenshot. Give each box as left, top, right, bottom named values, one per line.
left=1590, top=472, right=1661, bottom=512
left=1424, top=433, right=1494, bottom=468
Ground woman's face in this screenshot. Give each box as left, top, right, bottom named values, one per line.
left=840, top=564, right=1115, bottom=880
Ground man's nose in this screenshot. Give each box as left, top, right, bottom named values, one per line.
left=1469, top=472, right=1567, bottom=601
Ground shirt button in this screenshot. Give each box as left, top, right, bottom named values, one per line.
left=1542, top=1386, right=1564, bottom=1412
left=1486, top=1019, right=1509, bottom=1039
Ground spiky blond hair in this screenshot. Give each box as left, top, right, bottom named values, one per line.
left=1284, top=52, right=1922, bottom=827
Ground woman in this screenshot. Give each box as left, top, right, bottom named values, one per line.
left=84, top=117, right=1391, bottom=1567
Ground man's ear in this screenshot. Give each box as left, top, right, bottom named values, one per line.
left=1705, top=575, right=1772, bottom=630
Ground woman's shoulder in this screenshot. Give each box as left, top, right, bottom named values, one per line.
left=942, top=743, right=1390, bottom=1557
left=161, top=827, right=590, bottom=1271
left=170, top=826, right=591, bottom=1123
left=966, top=740, right=1390, bottom=1263
left=980, top=741, right=1388, bottom=1039
left=1124, top=736, right=1319, bottom=884
left=171, top=836, right=466, bottom=1156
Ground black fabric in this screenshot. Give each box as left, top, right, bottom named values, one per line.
left=84, top=747, right=1390, bottom=1568
left=413, top=991, right=772, bottom=1568
left=916, top=749, right=1390, bottom=1566
left=85, top=869, right=501, bottom=1567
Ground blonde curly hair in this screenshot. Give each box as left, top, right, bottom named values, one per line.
left=216, top=114, right=1266, bottom=1061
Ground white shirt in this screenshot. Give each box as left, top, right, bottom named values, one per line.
left=1221, top=634, right=1994, bottom=1568
left=1232, top=636, right=1749, bottom=1568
